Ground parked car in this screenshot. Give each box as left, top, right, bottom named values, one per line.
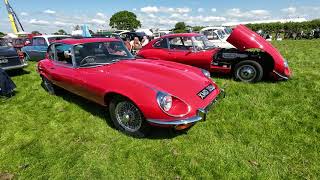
left=200, top=27, right=235, bottom=49
left=37, top=38, right=224, bottom=137
left=22, top=35, right=70, bottom=61
left=257, top=30, right=272, bottom=41
left=119, top=32, right=147, bottom=41
left=153, top=30, right=172, bottom=39
left=137, top=24, right=291, bottom=83
left=0, top=38, right=28, bottom=71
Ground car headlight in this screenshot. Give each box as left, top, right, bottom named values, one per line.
left=157, top=92, right=172, bottom=112
left=156, top=92, right=190, bottom=117
left=284, top=59, right=289, bottom=68
left=201, top=69, right=211, bottom=78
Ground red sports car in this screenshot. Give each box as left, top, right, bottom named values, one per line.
left=137, top=25, right=291, bottom=83
left=37, top=38, right=224, bottom=137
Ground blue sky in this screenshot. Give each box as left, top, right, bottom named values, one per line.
left=0, top=0, right=319, bottom=33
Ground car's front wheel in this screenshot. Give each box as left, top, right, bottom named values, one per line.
left=41, top=76, right=56, bottom=94
left=109, top=96, right=149, bottom=137
left=234, top=60, right=263, bottom=83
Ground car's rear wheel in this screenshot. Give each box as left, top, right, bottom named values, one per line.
left=42, top=76, right=56, bottom=94
left=109, top=96, right=149, bottom=137
left=234, top=60, right=263, bottom=83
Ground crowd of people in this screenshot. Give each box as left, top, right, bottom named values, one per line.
left=124, top=36, right=149, bottom=54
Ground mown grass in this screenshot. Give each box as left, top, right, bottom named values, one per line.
left=1, top=40, right=320, bottom=179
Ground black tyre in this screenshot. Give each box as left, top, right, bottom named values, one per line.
left=42, top=76, right=56, bottom=94
left=234, top=60, right=264, bottom=83
left=109, top=96, right=149, bottom=137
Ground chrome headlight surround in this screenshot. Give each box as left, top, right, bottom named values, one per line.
left=157, top=92, right=172, bottom=112
left=156, top=91, right=191, bottom=117
left=201, top=69, right=211, bottom=78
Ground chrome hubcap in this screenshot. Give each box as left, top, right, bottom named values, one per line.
left=115, top=102, right=142, bottom=132
left=238, top=65, right=257, bottom=81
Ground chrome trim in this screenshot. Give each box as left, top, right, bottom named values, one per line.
left=156, top=91, right=191, bottom=118
left=2, top=62, right=28, bottom=70
left=147, top=116, right=203, bottom=125
left=148, top=89, right=225, bottom=126
left=273, top=70, right=289, bottom=80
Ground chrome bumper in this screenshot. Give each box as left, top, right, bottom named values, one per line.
left=2, top=62, right=28, bottom=70
left=273, top=70, right=289, bottom=80
left=146, top=89, right=225, bottom=126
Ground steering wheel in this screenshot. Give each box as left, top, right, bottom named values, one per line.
left=80, top=56, right=96, bottom=66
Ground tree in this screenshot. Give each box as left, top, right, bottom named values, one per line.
left=0, top=32, right=6, bottom=37
left=109, top=11, right=141, bottom=30
left=174, top=22, right=187, bottom=33
left=54, top=29, right=67, bottom=35
left=31, top=31, right=41, bottom=35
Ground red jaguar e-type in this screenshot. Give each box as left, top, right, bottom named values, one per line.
left=37, top=38, right=224, bottom=137
left=137, top=25, right=292, bottom=83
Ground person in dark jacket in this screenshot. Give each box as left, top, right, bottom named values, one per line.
left=0, top=68, right=16, bottom=97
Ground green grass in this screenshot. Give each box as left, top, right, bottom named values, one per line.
left=1, top=40, right=320, bottom=179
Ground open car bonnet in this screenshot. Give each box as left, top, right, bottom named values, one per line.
left=227, top=24, right=288, bottom=75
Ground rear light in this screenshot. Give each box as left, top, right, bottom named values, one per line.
left=17, top=50, right=25, bottom=61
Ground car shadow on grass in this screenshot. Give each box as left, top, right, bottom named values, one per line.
left=6, top=69, right=30, bottom=77
left=52, top=87, right=184, bottom=139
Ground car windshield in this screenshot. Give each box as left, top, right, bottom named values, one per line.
left=225, top=27, right=233, bottom=34
left=74, top=41, right=134, bottom=67
left=216, top=30, right=225, bottom=39
left=192, top=35, right=215, bottom=50
left=0, top=39, right=12, bottom=47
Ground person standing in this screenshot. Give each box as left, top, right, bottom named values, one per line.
left=141, top=36, right=149, bottom=47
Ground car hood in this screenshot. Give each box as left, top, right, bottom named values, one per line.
left=227, top=24, right=286, bottom=72
left=98, top=59, right=219, bottom=105
left=0, top=47, right=17, bottom=57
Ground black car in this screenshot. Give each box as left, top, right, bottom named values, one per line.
left=119, top=32, right=147, bottom=41
left=0, top=38, right=28, bottom=71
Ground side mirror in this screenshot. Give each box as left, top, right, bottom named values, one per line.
left=213, top=35, right=218, bottom=39
left=45, top=52, right=49, bottom=59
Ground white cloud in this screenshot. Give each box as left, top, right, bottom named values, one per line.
left=148, top=14, right=156, bottom=18
left=226, top=8, right=270, bottom=19
left=211, top=8, right=217, bottom=12
left=54, top=21, right=68, bottom=27
left=176, top=7, right=191, bottom=13
left=141, top=6, right=159, bottom=13
left=43, top=9, right=56, bottom=14
left=198, top=8, right=204, bottom=13
left=20, top=12, right=29, bottom=16
left=90, top=19, right=106, bottom=25
left=96, top=12, right=106, bottom=19
left=140, top=6, right=191, bottom=14
left=281, top=7, right=297, bottom=14
left=29, top=19, right=50, bottom=26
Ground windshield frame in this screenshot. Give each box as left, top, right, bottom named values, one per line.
left=191, top=35, right=216, bottom=51
left=73, top=41, right=135, bottom=68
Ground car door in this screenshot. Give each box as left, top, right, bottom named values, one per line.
left=47, top=43, right=77, bottom=92
left=168, top=36, right=210, bottom=69
left=145, top=38, right=170, bottom=60
left=167, top=36, right=195, bottom=64
left=28, top=37, right=48, bottom=61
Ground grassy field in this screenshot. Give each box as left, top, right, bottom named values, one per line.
left=1, top=40, right=320, bottom=179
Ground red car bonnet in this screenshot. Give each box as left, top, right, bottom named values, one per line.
left=227, top=24, right=288, bottom=74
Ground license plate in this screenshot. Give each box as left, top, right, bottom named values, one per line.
left=197, top=84, right=215, bottom=100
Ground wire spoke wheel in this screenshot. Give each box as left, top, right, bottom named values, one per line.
left=114, top=101, right=142, bottom=132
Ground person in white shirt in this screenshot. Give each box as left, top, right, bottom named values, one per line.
left=141, top=36, right=149, bottom=47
